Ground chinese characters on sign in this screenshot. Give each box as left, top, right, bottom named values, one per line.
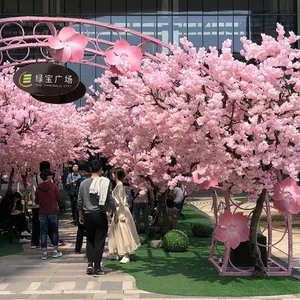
left=35, top=74, right=73, bottom=85
left=13, top=63, right=80, bottom=97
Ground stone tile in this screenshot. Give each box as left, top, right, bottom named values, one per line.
left=26, top=283, right=42, bottom=291
left=54, top=282, right=76, bottom=291
left=122, top=281, right=134, bottom=290
left=5, top=282, right=31, bottom=292
left=0, top=296, right=31, bottom=300
left=86, top=282, right=101, bottom=290
left=74, top=282, right=88, bottom=290
left=100, top=282, right=123, bottom=291
left=84, top=294, right=94, bottom=299
left=0, top=283, right=9, bottom=290
left=36, top=294, right=84, bottom=299
left=37, top=282, right=56, bottom=291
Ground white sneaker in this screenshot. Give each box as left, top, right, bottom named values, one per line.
left=19, top=238, right=31, bottom=244
left=21, top=231, right=31, bottom=237
left=42, top=252, right=48, bottom=260
left=52, top=251, right=63, bottom=258
left=120, top=256, right=130, bottom=264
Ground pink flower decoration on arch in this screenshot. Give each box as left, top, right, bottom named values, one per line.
left=272, top=177, right=300, bottom=214
left=104, top=39, right=143, bottom=73
left=48, top=27, right=88, bottom=63
left=192, top=165, right=219, bottom=190
left=214, top=211, right=249, bottom=249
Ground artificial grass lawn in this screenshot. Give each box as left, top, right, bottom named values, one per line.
left=105, top=205, right=300, bottom=297
left=0, top=235, right=23, bottom=257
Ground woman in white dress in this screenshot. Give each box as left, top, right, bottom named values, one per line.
left=108, top=168, right=140, bottom=263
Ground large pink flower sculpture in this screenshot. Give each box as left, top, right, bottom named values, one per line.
left=104, top=39, right=142, bottom=73
left=192, top=165, right=219, bottom=190
left=214, top=211, right=249, bottom=249
left=272, top=177, right=300, bottom=214
left=48, top=27, right=88, bottom=63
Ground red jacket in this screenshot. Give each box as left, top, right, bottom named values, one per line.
left=35, top=181, right=62, bottom=215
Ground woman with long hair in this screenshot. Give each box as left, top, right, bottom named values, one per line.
left=108, top=168, right=140, bottom=263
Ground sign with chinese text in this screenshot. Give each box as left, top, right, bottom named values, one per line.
left=13, top=63, right=79, bottom=96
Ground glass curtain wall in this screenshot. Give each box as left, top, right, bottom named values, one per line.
left=1, top=0, right=298, bottom=106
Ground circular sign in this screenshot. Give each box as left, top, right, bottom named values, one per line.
left=13, top=63, right=79, bottom=96
left=31, top=81, right=86, bottom=104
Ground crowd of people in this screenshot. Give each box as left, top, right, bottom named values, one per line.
left=1, top=159, right=186, bottom=277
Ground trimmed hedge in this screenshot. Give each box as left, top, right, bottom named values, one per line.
left=163, top=230, right=189, bottom=252
left=191, top=223, right=214, bottom=238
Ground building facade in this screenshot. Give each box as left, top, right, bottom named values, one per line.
left=0, top=0, right=299, bottom=106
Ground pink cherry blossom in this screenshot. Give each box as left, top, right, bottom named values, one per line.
left=104, top=39, right=142, bottom=73
left=192, top=165, right=219, bottom=190
left=48, top=27, right=88, bottom=63
left=272, top=178, right=300, bottom=214
left=214, top=211, right=249, bottom=249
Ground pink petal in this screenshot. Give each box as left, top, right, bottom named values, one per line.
left=207, top=178, right=218, bottom=188
left=105, top=49, right=120, bottom=66
left=69, top=43, right=84, bottom=62
left=231, top=212, right=247, bottom=228
left=273, top=198, right=289, bottom=213
left=59, top=27, right=77, bottom=42
left=55, top=47, right=72, bottom=63
left=48, top=36, right=64, bottom=50
left=219, top=211, right=232, bottom=229
left=128, top=58, right=141, bottom=72
left=239, top=226, right=249, bottom=242
left=197, top=165, right=207, bottom=175
left=69, top=33, right=88, bottom=48
left=114, top=39, right=131, bottom=56
left=214, top=226, right=229, bottom=243
left=228, top=231, right=241, bottom=249
left=125, top=46, right=143, bottom=61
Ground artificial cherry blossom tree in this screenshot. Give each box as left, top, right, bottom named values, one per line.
left=85, top=24, right=300, bottom=276
left=0, top=66, right=88, bottom=189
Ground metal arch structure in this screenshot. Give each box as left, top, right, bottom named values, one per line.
left=209, top=190, right=293, bottom=276
left=0, top=16, right=172, bottom=71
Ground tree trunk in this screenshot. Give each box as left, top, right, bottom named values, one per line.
left=7, top=168, right=14, bottom=194
left=249, top=188, right=268, bottom=277
left=157, top=189, right=169, bottom=237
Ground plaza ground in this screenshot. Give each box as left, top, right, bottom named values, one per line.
left=0, top=195, right=299, bottom=300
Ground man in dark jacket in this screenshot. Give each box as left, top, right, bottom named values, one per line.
left=75, top=161, right=90, bottom=254
left=36, top=169, right=62, bottom=260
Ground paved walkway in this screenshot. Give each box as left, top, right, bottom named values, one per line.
left=0, top=211, right=299, bottom=300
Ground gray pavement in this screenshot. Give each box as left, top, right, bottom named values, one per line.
left=0, top=208, right=299, bottom=300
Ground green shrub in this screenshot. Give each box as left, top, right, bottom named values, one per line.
left=191, top=223, right=214, bottom=238
left=138, top=223, right=145, bottom=234
left=163, top=230, right=189, bottom=252
left=139, top=235, right=148, bottom=245
left=149, top=226, right=159, bottom=239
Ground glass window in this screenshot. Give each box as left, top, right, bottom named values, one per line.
left=203, top=0, right=218, bottom=14
left=263, top=0, right=279, bottom=14
left=127, top=16, right=142, bottom=46
left=95, top=16, right=111, bottom=51
left=173, top=0, right=187, bottom=14
left=173, top=15, right=188, bottom=45
left=2, top=0, right=18, bottom=14
left=264, top=15, right=279, bottom=36
left=233, top=0, right=249, bottom=11
left=157, top=15, right=172, bottom=53
left=279, top=0, right=296, bottom=14
left=64, top=0, right=80, bottom=15
left=187, top=15, right=203, bottom=49
left=218, top=15, right=234, bottom=50
left=111, top=16, right=126, bottom=42
left=127, top=0, right=141, bottom=14
left=279, top=15, right=297, bottom=33
left=233, top=15, right=248, bottom=53
left=250, top=16, right=263, bottom=43
left=219, top=0, right=234, bottom=15
left=80, top=0, right=95, bottom=15
left=142, top=16, right=158, bottom=54
left=18, top=0, right=34, bottom=14
left=142, top=0, right=156, bottom=14
left=249, top=0, right=264, bottom=14
left=96, top=0, right=110, bottom=15
left=111, top=0, right=126, bottom=14
left=188, top=0, right=203, bottom=14
left=157, top=0, right=171, bottom=14
left=203, top=15, right=218, bottom=48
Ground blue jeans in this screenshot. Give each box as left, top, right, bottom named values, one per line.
left=133, top=203, right=150, bottom=237
left=39, top=214, right=59, bottom=251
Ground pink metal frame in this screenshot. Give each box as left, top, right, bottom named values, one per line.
left=0, top=16, right=172, bottom=71
left=209, top=190, right=293, bottom=276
